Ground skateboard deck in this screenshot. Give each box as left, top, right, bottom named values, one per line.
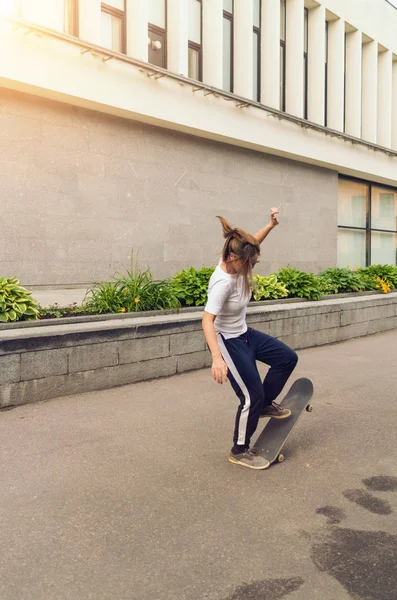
left=254, top=377, right=314, bottom=466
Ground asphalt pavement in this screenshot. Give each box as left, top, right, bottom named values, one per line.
left=0, top=330, right=396, bottom=600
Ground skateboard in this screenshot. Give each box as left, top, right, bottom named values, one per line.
left=254, top=377, right=314, bottom=466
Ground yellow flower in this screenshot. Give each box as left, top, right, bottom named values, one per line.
left=346, top=264, right=350, bottom=269
left=135, top=298, right=140, bottom=303
left=120, top=308, right=126, bottom=313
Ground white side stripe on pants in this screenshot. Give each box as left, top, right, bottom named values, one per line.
left=217, top=333, right=251, bottom=446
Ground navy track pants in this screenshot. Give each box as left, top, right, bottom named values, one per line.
left=217, top=328, right=298, bottom=450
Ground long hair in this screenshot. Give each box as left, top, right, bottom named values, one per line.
left=217, top=216, right=260, bottom=294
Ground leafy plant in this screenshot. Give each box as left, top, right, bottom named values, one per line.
left=85, top=257, right=180, bottom=314
left=0, top=277, right=39, bottom=322
left=358, top=265, right=397, bottom=290
left=115, top=268, right=180, bottom=312
left=316, top=267, right=388, bottom=294
left=317, top=268, right=367, bottom=294
left=276, top=267, right=321, bottom=300
left=316, top=277, right=339, bottom=296
left=252, top=274, right=289, bottom=301
left=85, top=281, right=127, bottom=314
left=372, top=276, right=391, bottom=294
left=170, top=266, right=215, bottom=307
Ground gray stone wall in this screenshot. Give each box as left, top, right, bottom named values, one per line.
left=1, top=292, right=396, bottom=408
left=0, top=88, right=338, bottom=286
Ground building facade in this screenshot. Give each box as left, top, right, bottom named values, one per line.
left=0, top=0, right=396, bottom=286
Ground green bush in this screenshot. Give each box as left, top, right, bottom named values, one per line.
left=84, top=281, right=125, bottom=314
left=316, top=277, right=339, bottom=296
left=4, top=261, right=396, bottom=323
left=170, top=266, right=215, bottom=307
left=277, top=267, right=322, bottom=300
left=85, top=261, right=180, bottom=314
left=0, top=277, right=39, bottom=322
left=252, top=274, right=289, bottom=301
left=317, top=268, right=367, bottom=293
left=317, top=267, right=381, bottom=293
left=358, top=265, right=397, bottom=290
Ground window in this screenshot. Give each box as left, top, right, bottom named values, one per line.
left=223, top=0, right=233, bottom=93
left=101, top=1, right=125, bottom=54
left=253, top=0, right=261, bottom=101
left=325, top=21, right=328, bottom=126
left=148, top=0, right=167, bottom=69
left=304, top=7, right=308, bottom=119
left=338, top=178, right=397, bottom=267
left=371, top=188, right=397, bottom=264
left=188, top=0, right=202, bottom=81
left=280, top=0, right=286, bottom=111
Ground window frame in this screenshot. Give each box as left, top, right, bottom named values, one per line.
left=338, top=175, right=397, bottom=267
left=280, top=0, right=286, bottom=112
left=188, top=0, right=203, bottom=82
left=303, top=7, right=308, bottom=119
left=253, top=0, right=261, bottom=102
left=101, top=1, right=126, bottom=54
left=223, top=1, right=234, bottom=93
left=188, top=41, right=203, bottom=81
left=148, top=0, right=168, bottom=69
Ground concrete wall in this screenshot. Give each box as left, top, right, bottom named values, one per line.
left=1, top=292, right=396, bottom=408
left=0, top=88, right=338, bottom=286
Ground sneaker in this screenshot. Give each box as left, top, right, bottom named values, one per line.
left=229, top=448, right=270, bottom=470
left=260, top=402, right=291, bottom=419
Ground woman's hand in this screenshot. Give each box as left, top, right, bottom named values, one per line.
left=202, top=313, right=228, bottom=384
left=270, top=207, right=279, bottom=227
left=212, top=355, right=228, bottom=384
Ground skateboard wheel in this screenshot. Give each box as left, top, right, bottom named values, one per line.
left=277, top=454, right=284, bottom=463
left=306, top=404, right=313, bottom=412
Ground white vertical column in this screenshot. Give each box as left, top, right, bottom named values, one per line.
left=327, top=17, right=345, bottom=131
left=233, top=0, right=253, bottom=99
left=202, top=0, right=223, bottom=88
left=345, top=30, right=362, bottom=137
left=377, top=50, right=393, bottom=148
left=79, top=0, right=102, bottom=45
left=167, top=0, right=188, bottom=75
left=392, top=59, right=397, bottom=151
left=308, top=4, right=326, bottom=125
left=261, top=0, right=280, bottom=108
left=361, top=40, right=378, bottom=143
left=126, top=0, right=148, bottom=62
left=286, top=0, right=304, bottom=117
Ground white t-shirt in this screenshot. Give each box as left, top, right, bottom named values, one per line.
left=204, top=262, right=251, bottom=339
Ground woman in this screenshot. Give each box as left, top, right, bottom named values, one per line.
left=202, top=209, right=298, bottom=470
